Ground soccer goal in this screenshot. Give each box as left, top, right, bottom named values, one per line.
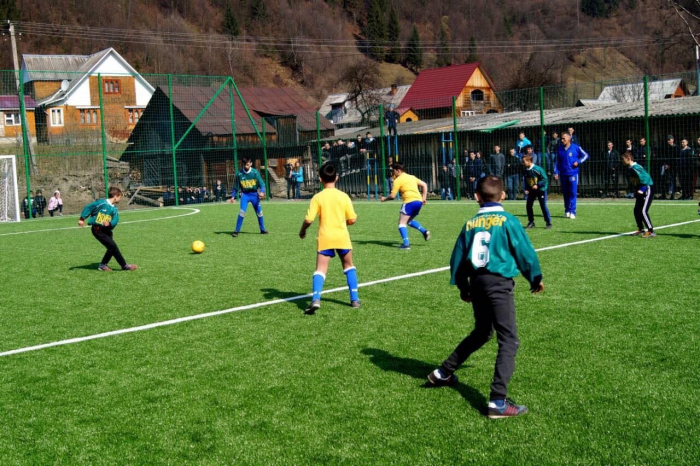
left=0, top=155, right=20, bottom=222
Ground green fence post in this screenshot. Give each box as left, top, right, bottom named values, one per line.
left=452, top=96, right=461, bottom=201
left=262, top=117, right=269, bottom=201
left=18, top=68, right=31, bottom=216
left=228, top=80, right=238, bottom=200
left=539, top=87, right=546, bottom=173
left=316, top=111, right=323, bottom=191
left=97, top=74, right=109, bottom=198
left=643, top=75, right=651, bottom=173
left=379, top=104, right=387, bottom=196
left=168, top=75, right=180, bottom=206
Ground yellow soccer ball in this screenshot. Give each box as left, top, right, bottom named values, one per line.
left=191, top=240, right=205, bottom=254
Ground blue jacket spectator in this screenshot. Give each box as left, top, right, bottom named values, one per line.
left=516, top=132, right=532, bottom=155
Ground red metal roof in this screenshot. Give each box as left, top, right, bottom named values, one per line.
left=169, top=85, right=332, bottom=136
left=398, top=62, right=482, bottom=111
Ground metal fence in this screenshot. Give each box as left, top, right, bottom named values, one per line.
left=5, top=68, right=700, bottom=218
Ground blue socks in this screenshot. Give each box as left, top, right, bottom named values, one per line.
left=235, top=213, right=244, bottom=232
left=409, top=220, right=426, bottom=234
left=398, top=224, right=409, bottom=245
left=344, top=267, right=359, bottom=302
left=312, top=272, right=325, bottom=301
left=256, top=208, right=266, bottom=232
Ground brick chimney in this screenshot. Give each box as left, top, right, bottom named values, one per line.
left=390, top=84, right=398, bottom=96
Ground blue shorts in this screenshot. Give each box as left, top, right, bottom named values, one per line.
left=400, top=200, right=423, bottom=218
left=318, top=249, right=351, bottom=258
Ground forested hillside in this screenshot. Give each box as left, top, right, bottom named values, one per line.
left=0, top=0, right=697, bottom=102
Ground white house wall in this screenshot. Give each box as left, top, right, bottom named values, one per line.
left=66, top=79, right=91, bottom=106
left=135, top=81, right=152, bottom=106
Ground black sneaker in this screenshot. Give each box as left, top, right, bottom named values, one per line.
left=350, top=300, right=361, bottom=308
left=526, top=222, right=535, bottom=229
left=487, top=399, right=528, bottom=419
left=427, top=368, right=459, bottom=387
left=423, top=230, right=431, bottom=241
left=545, top=224, right=552, bottom=229
left=232, top=231, right=239, bottom=238
left=260, top=230, right=269, bottom=235
left=304, top=300, right=320, bottom=315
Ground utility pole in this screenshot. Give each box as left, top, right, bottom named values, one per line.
left=9, top=21, right=36, bottom=170
left=696, top=45, right=700, bottom=96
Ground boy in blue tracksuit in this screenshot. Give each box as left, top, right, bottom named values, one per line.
left=229, top=157, right=269, bottom=237
left=554, top=132, right=589, bottom=219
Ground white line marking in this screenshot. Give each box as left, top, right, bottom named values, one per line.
left=0, top=207, right=200, bottom=237
left=1, top=218, right=699, bottom=358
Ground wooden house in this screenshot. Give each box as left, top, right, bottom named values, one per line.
left=0, top=96, right=37, bottom=142
left=122, top=86, right=334, bottom=188
left=398, top=63, right=501, bottom=120
left=21, top=48, right=155, bottom=144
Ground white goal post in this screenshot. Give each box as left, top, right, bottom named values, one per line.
left=0, top=155, right=21, bottom=222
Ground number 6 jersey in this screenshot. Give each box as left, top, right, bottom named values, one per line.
left=450, top=203, right=542, bottom=291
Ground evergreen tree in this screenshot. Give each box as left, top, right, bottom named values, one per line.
left=222, top=1, right=240, bottom=38
left=503, top=14, right=513, bottom=38
left=581, top=0, right=619, bottom=18
left=465, top=35, right=478, bottom=63
left=0, top=0, right=20, bottom=22
left=364, top=0, right=386, bottom=61
left=386, top=6, right=401, bottom=63
left=251, top=0, right=268, bottom=21
left=404, top=25, right=423, bottom=72
left=436, top=16, right=451, bottom=67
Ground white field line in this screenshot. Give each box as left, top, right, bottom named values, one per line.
left=1, top=218, right=698, bottom=358
left=0, top=207, right=200, bottom=237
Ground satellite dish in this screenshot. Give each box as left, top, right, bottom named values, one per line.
left=60, top=80, right=69, bottom=92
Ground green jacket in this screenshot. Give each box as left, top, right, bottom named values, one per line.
left=523, top=164, right=548, bottom=191
left=626, top=162, right=653, bottom=190
left=80, top=199, right=120, bottom=228
left=450, top=204, right=542, bottom=290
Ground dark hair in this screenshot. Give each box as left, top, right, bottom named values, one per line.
left=621, top=150, right=634, bottom=159
left=522, top=154, right=533, bottom=163
left=319, top=163, right=337, bottom=182
left=524, top=145, right=533, bottom=152
left=241, top=157, right=251, bottom=165
left=108, top=186, right=123, bottom=198
left=476, top=176, right=504, bottom=203
left=391, top=162, right=404, bottom=171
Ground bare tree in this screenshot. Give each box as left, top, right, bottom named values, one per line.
left=338, top=60, right=383, bottom=125
left=607, top=82, right=646, bottom=103
left=666, top=0, right=700, bottom=47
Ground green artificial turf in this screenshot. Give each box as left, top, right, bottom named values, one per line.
left=1, top=200, right=699, bottom=464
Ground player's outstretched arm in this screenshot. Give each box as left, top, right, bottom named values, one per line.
left=418, top=180, right=428, bottom=203
left=299, top=220, right=313, bottom=239
left=380, top=193, right=396, bottom=202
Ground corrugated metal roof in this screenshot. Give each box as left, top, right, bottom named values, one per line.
left=22, top=54, right=91, bottom=81
left=399, top=63, right=481, bottom=110
left=598, top=79, right=684, bottom=102
left=325, top=95, right=700, bottom=139
left=0, top=95, right=38, bottom=109
left=576, top=99, right=617, bottom=107
left=319, top=85, right=412, bottom=125
left=168, top=85, right=333, bottom=136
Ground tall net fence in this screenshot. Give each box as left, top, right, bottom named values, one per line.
left=5, top=68, right=700, bottom=217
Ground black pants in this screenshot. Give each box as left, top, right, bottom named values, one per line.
left=286, top=179, right=293, bottom=199
left=91, top=225, right=127, bottom=268
left=441, top=274, right=519, bottom=400
left=679, top=170, right=693, bottom=199
left=634, top=187, right=654, bottom=232
left=526, top=190, right=551, bottom=224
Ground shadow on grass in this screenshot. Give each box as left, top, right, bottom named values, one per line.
left=213, top=231, right=263, bottom=235
left=352, top=239, right=399, bottom=248
left=261, top=288, right=350, bottom=312
left=69, top=263, right=102, bottom=271
left=361, top=348, right=487, bottom=415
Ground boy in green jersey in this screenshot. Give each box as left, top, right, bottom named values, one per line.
left=522, top=152, right=552, bottom=229
left=428, top=175, right=544, bottom=419
left=621, top=150, right=655, bottom=238
left=78, top=187, right=137, bottom=272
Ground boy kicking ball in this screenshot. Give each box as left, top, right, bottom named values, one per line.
left=299, top=163, right=360, bottom=315
left=427, top=176, right=544, bottom=419
left=380, top=162, right=430, bottom=250
left=78, top=187, right=137, bottom=272
left=621, top=150, right=655, bottom=238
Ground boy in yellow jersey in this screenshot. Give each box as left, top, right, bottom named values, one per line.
left=299, top=163, right=359, bottom=315
left=380, top=162, right=430, bottom=250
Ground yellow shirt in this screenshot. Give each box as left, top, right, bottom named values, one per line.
left=392, top=173, right=423, bottom=203
left=305, top=188, right=357, bottom=252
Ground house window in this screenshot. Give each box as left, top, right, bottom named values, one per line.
left=79, top=109, right=99, bottom=125
left=50, top=108, right=64, bottom=127
left=471, top=89, right=485, bottom=101
left=127, top=108, right=143, bottom=124
left=4, top=112, right=20, bottom=126
left=104, top=79, right=122, bottom=95
left=460, top=110, right=475, bottom=117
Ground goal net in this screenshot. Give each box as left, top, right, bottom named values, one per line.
left=0, top=155, right=20, bottom=222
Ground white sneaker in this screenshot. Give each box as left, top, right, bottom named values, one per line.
left=565, top=212, right=571, bottom=218
left=570, top=214, right=576, bottom=219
